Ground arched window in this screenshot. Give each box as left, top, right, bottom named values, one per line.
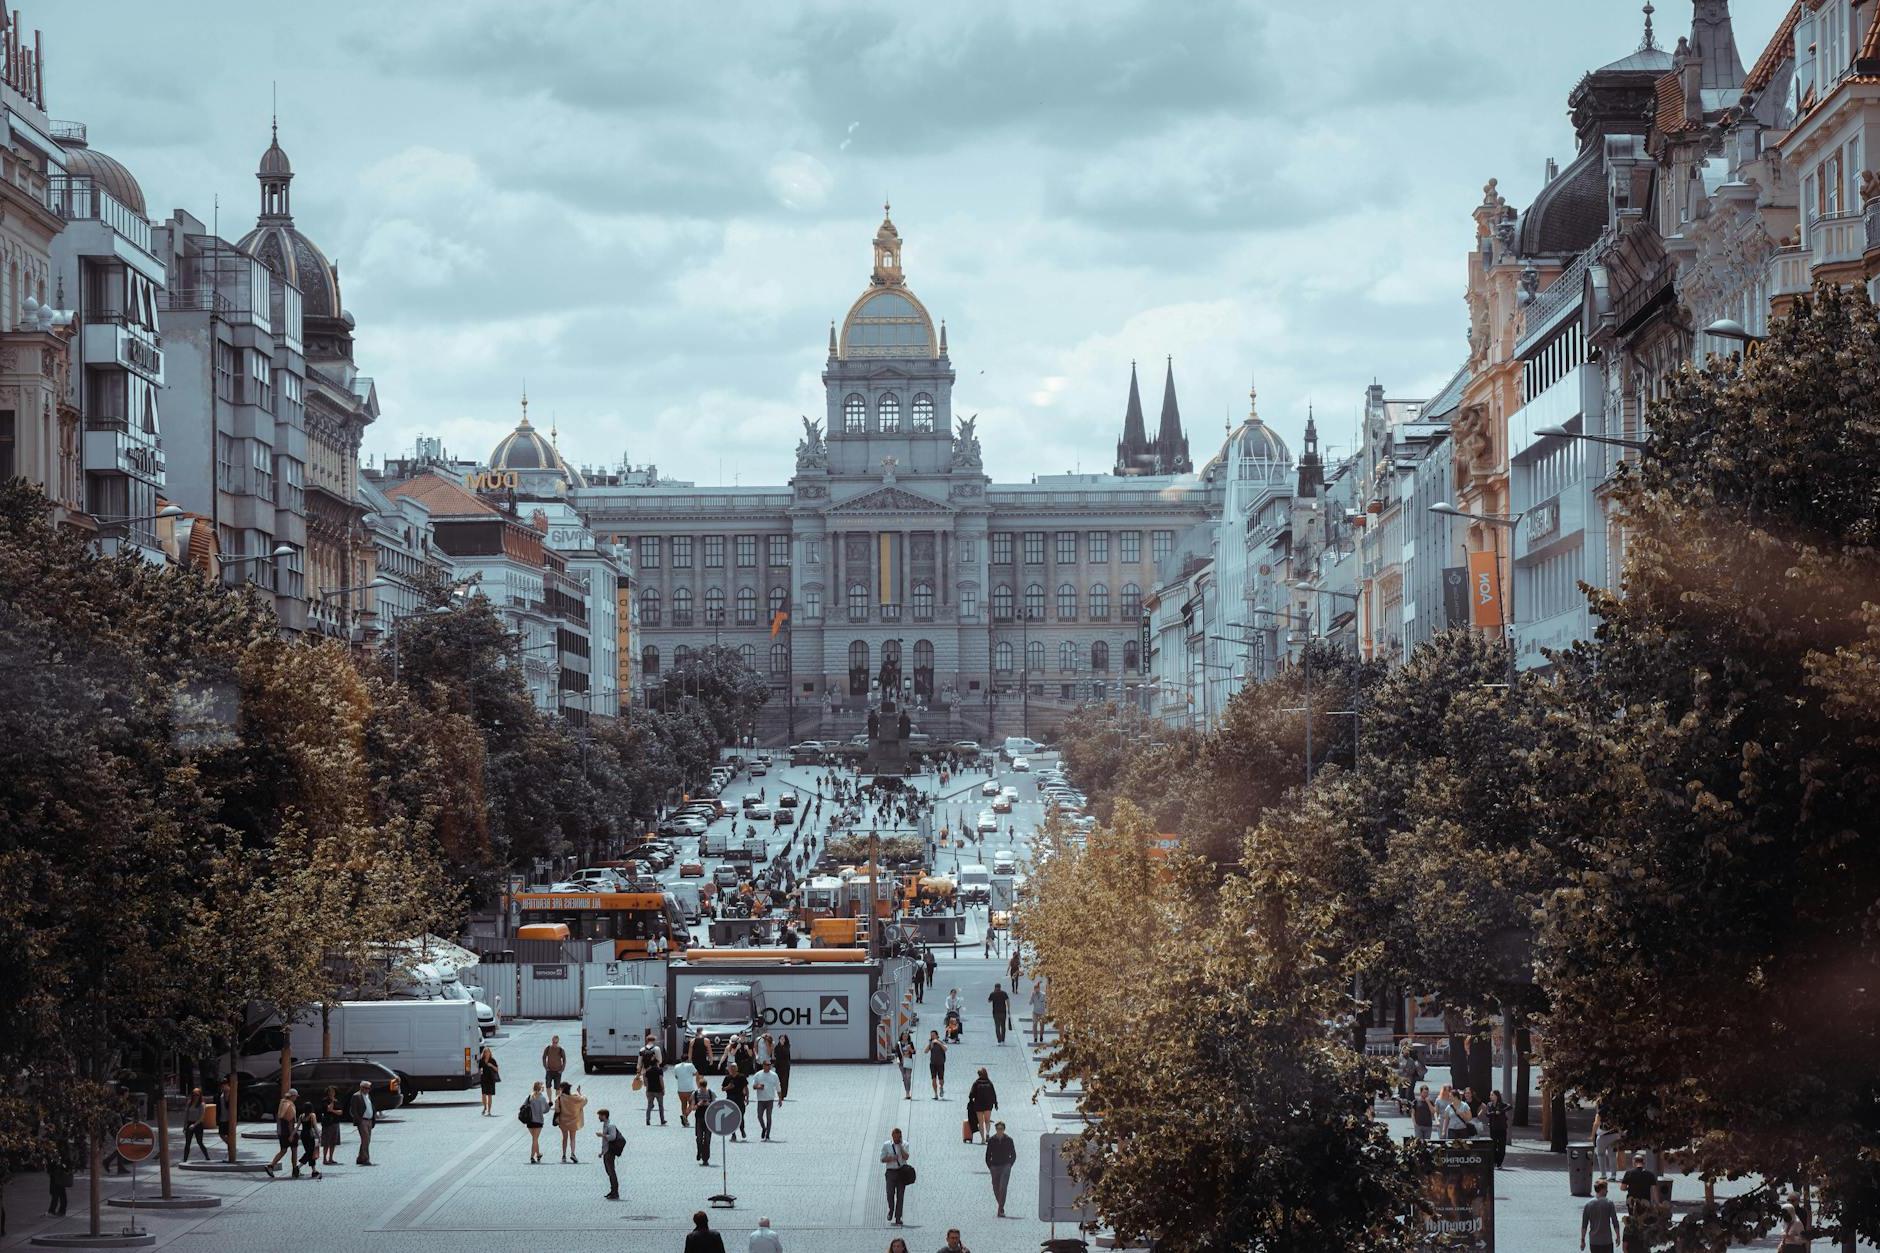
left=1123, top=639, right=1140, bottom=671
left=1057, top=583, right=1077, bottom=620
left=738, top=643, right=756, bottom=668
left=1026, top=640, right=1045, bottom=671
left=642, top=645, right=660, bottom=674
left=1090, top=583, right=1110, bottom=620
left=911, top=393, right=935, bottom=432
left=736, top=586, right=758, bottom=624
left=847, top=581, right=868, bottom=621
left=844, top=393, right=866, bottom=434
left=768, top=586, right=787, bottom=618
left=674, top=644, right=693, bottom=666
left=1091, top=641, right=1110, bottom=672
left=878, top=393, right=900, bottom=432
left=913, top=639, right=935, bottom=700
left=912, top=581, right=934, bottom=620
left=848, top=639, right=870, bottom=696
left=640, top=586, right=661, bottom=626
left=994, top=641, right=1014, bottom=672
left=1121, top=582, right=1142, bottom=618
left=1024, top=584, right=1045, bottom=620
left=673, top=587, right=694, bottom=626
left=991, top=584, right=1014, bottom=621
left=704, top=586, right=726, bottom=624
left=770, top=641, right=788, bottom=676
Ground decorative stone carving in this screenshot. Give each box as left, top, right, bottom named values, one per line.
left=832, top=486, right=950, bottom=514
left=950, top=414, right=982, bottom=470
left=795, top=415, right=827, bottom=470
left=948, top=481, right=984, bottom=499
left=796, top=483, right=828, bottom=500
left=881, top=455, right=897, bottom=484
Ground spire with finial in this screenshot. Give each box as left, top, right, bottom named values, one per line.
left=871, top=201, right=903, bottom=286
left=256, top=98, right=294, bottom=222
left=1115, top=360, right=1150, bottom=475
left=939, top=320, right=948, bottom=355
left=1640, top=1, right=1656, bottom=50
left=1248, top=372, right=1259, bottom=421
left=829, top=320, right=838, bottom=356
left=1298, top=402, right=1324, bottom=499
left=520, top=385, right=530, bottom=427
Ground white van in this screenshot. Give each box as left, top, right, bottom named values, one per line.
left=583, top=984, right=668, bottom=1072
left=958, top=863, right=992, bottom=904
left=285, top=1000, right=479, bottom=1100
left=666, top=883, right=703, bottom=924
left=1003, top=736, right=1042, bottom=762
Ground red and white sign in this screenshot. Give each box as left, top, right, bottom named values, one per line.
left=115, top=1121, right=156, bottom=1163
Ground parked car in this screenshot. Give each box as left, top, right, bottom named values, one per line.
left=775, top=807, right=796, bottom=825
left=746, top=803, right=772, bottom=821
left=712, top=865, right=741, bottom=890
left=951, top=740, right=982, bottom=755
left=239, top=1057, right=403, bottom=1121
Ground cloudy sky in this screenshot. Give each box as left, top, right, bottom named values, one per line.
left=48, top=0, right=1791, bottom=485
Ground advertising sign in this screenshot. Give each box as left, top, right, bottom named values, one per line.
left=1466, top=550, right=1502, bottom=629
left=667, top=964, right=876, bottom=1060
left=1418, top=1139, right=1495, bottom=1251
left=1443, top=567, right=1470, bottom=628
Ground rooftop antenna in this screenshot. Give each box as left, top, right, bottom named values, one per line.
left=271, top=80, right=277, bottom=140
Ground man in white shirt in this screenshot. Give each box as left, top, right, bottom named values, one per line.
left=747, top=1216, right=784, bottom=1252
left=749, top=1061, right=780, bottom=1140
left=880, top=1128, right=910, bottom=1226
left=672, top=1055, right=699, bottom=1127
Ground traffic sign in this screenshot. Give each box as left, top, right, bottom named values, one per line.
left=116, top=1121, right=156, bottom=1164
left=703, top=1098, right=743, bottom=1138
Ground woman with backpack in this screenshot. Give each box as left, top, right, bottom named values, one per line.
left=965, top=1067, right=998, bottom=1143
left=521, top=1080, right=549, bottom=1163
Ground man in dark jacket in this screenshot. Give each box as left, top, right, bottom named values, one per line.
left=684, top=1209, right=727, bottom=1252
left=347, top=1081, right=375, bottom=1166
left=984, top=1120, right=1017, bottom=1217
left=988, top=983, right=1011, bottom=1044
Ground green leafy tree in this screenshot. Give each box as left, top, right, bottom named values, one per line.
left=646, top=646, right=770, bottom=744
left=1540, top=285, right=1880, bottom=1249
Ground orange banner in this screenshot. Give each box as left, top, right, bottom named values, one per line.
left=1467, top=549, right=1502, bottom=628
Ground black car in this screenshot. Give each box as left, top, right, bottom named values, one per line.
left=238, top=1057, right=404, bottom=1121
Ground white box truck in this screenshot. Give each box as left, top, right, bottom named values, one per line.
left=285, top=1000, right=479, bottom=1101
left=582, top=985, right=669, bottom=1072
left=666, top=883, right=703, bottom=924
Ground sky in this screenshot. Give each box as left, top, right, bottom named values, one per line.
left=45, top=0, right=1794, bottom=486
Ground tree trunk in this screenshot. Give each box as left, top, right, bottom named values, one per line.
left=1498, top=1003, right=1515, bottom=1110
left=88, top=1132, right=102, bottom=1237
left=225, top=1036, right=239, bottom=1163
left=156, top=1080, right=173, bottom=1199
left=1549, top=1086, right=1569, bottom=1153
left=1514, top=1036, right=1531, bottom=1127
left=322, top=1004, right=332, bottom=1059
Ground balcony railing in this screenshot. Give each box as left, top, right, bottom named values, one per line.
left=1769, top=245, right=1811, bottom=299
left=47, top=176, right=152, bottom=253
left=1866, top=199, right=1880, bottom=252
left=1811, top=210, right=1865, bottom=269
left=879, top=603, right=901, bottom=622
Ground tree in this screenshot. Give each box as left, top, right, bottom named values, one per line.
left=1539, top=285, right=1880, bottom=1248
left=646, top=646, right=769, bottom=745
left=1021, top=801, right=1431, bottom=1249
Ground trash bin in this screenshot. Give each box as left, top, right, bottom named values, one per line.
left=1567, top=1143, right=1595, bottom=1197
left=1654, top=1178, right=1674, bottom=1207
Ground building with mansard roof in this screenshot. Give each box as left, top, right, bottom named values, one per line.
left=563, top=209, right=1219, bottom=744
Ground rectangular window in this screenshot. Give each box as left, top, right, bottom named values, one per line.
left=1120, top=530, right=1142, bottom=563
left=1152, top=530, right=1174, bottom=563
left=251, top=441, right=273, bottom=503
left=805, top=540, right=822, bottom=565
left=216, top=433, right=237, bottom=491
left=639, top=536, right=661, bottom=568
left=804, top=590, right=822, bottom=620
left=958, top=538, right=976, bottom=564
left=1023, top=532, right=1045, bottom=564
left=767, top=535, right=789, bottom=566
left=736, top=535, right=757, bottom=568
left=961, top=588, right=978, bottom=619
left=704, top=535, right=725, bottom=568
left=1087, top=531, right=1109, bottom=562
left=671, top=537, right=693, bottom=569
left=991, top=532, right=1013, bottom=565
left=0, top=409, right=15, bottom=478
left=1055, top=531, right=1077, bottom=564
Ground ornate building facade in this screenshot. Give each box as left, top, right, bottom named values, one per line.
left=571, top=211, right=1216, bottom=741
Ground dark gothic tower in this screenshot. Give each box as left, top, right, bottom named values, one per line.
left=1153, top=357, right=1192, bottom=474
left=1297, top=406, right=1324, bottom=498
left=1114, top=361, right=1150, bottom=475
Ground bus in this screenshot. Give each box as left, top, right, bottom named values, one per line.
left=512, top=890, right=687, bottom=958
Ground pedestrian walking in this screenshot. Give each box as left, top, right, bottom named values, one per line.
left=639, top=1036, right=667, bottom=1126
left=880, top=1128, right=911, bottom=1227
left=596, top=1108, right=625, bottom=1199
left=477, top=1046, right=501, bottom=1116
left=264, top=1089, right=299, bottom=1177
left=924, top=1031, right=948, bottom=1099
left=1592, top=1106, right=1620, bottom=1180
left=693, top=1078, right=716, bottom=1166
left=348, top=1080, right=377, bottom=1166
left=894, top=1031, right=915, bottom=1099
left=673, top=1054, right=700, bottom=1126
left=1777, top=1203, right=1809, bottom=1250
left=938, top=1227, right=970, bottom=1251
left=982, top=1115, right=1019, bottom=1215
left=966, top=1067, right=998, bottom=1142
left=1481, top=1089, right=1511, bottom=1166
left=46, top=1155, right=70, bottom=1216
left=319, top=1087, right=343, bottom=1165
left=218, top=1076, right=238, bottom=1157
left=556, top=1081, right=588, bottom=1162
left=1007, top=951, right=1020, bottom=993
left=543, top=1035, right=568, bottom=1092
left=294, top=1108, right=322, bottom=1179
left=523, top=1080, right=549, bottom=1163
left=181, top=1087, right=209, bottom=1162
left=1029, top=983, right=1048, bottom=1045
left=750, top=1061, right=780, bottom=1140
left=774, top=1034, right=793, bottom=1101
left=1619, top=1153, right=1658, bottom=1215
left=687, top=1210, right=728, bottom=1253
left=923, top=946, right=936, bottom=988
left=722, top=1066, right=750, bottom=1141
left=1412, top=1084, right=1435, bottom=1141
left=988, top=983, right=1010, bottom=1044
left=1581, top=1179, right=1621, bottom=1252
left=756, top=1033, right=774, bottom=1066
left=689, top=1032, right=711, bottom=1074
left=747, top=1216, right=784, bottom=1252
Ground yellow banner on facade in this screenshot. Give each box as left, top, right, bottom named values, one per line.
left=877, top=532, right=901, bottom=606
left=1467, top=549, right=1502, bottom=629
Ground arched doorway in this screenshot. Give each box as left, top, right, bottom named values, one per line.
left=913, top=640, right=935, bottom=702
left=848, top=639, right=870, bottom=697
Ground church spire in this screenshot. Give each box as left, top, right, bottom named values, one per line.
left=1297, top=404, right=1324, bottom=498
left=1114, top=361, right=1150, bottom=475
left=1154, top=357, right=1192, bottom=474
